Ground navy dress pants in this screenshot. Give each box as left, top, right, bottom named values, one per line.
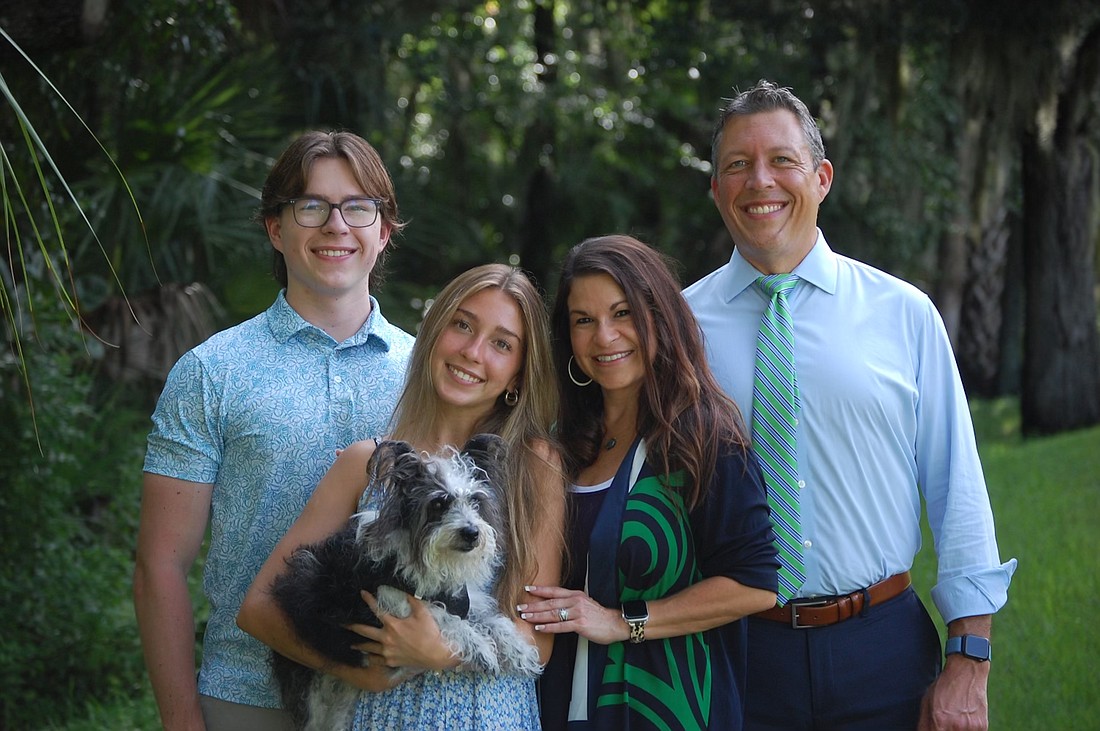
left=744, top=588, right=942, bottom=731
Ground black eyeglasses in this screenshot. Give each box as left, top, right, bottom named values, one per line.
left=283, top=197, right=382, bottom=228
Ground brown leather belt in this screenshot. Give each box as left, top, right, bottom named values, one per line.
left=754, top=571, right=912, bottom=628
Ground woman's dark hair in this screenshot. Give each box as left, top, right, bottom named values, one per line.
left=550, top=234, right=749, bottom=509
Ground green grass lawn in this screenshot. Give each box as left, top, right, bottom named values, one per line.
left=911, top=400, right=1100, bottom=729
left=49, top=400, right=1100, bottom=730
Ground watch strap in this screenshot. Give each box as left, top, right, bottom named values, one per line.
left=945, top=634, right=991, bottom=661
left=621, top=600, right=649, bottom=644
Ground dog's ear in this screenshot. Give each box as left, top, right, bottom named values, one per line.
left=367, top=440, right=430, bottom=531
left=369, top=440, right=425, bottom=492
left=461, top=433, right=508, bottom=484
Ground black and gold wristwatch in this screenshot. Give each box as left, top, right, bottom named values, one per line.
left=621, top=600, right=649, bottom=644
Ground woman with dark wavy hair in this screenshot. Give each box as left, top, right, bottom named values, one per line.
left=521, top=234, right=778, bottom=730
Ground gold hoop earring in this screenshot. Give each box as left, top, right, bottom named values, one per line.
left=504, top=389, right=519, bottom=407
left=568, top=356, right=593, bottom=387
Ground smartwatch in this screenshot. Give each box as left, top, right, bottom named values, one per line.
left=945, top=634, right=991, bottom=662
left=621, top=600, right=649, bottom=644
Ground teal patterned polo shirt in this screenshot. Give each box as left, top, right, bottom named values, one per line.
left=143, top=290, right=414, bottom=707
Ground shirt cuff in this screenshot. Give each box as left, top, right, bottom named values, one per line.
left=931, top=558, right=1018, bottom=624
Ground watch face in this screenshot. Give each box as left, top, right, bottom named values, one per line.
left=963, top=636, right=991, bottom=660
left=622, top=600, right=648, bottom=621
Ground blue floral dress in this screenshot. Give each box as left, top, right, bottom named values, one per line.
left=349, top=463, right=541, bottom=731
left=352, top=670, right=539, bottom=730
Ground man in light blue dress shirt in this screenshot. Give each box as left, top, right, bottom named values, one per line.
left=684, top=80, right=1016, bottom=730
left=133, top=131, right=415, bottom=730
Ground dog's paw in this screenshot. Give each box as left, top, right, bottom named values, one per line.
left=500, top=638, right=543, bottom=677
left=456, top=637, right=503, bottom=674
left=301, top=674, right=359, bottom=731
left=432, top=606, right=502, bottom=673
left=484, top=615, right=543, bottom=677
left=385, top=665, right=418, bottom=684
left=375, top=585, right=412, bottom=618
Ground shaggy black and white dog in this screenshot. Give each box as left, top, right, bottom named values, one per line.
left=269, top=433, right=542, bottom=731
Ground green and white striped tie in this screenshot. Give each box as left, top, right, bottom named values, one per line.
left=752, top=274, right=805, bottom=605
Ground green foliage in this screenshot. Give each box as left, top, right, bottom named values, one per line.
left=262, top=1, right=971, bottom=301
left=0, top=4, right=285, bottom=726
left=1, top=29, right=142, bottom=439
left=0, top=302, right=149, bottom=730
left=40, top=690, right=162, bottom=731
left=2, top=1, right=1096, bottom=725
left=2, top=0, right=289, bottom=449
left=54, top=1, right=286, bottom=306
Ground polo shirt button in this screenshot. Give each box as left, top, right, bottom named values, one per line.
left=333, top=375, right=343, bottom=383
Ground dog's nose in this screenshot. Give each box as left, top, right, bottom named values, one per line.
left=458, top=525, right=481, bottom=547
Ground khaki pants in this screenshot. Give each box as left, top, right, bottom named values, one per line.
left=199, top=694, right=296, bottom=731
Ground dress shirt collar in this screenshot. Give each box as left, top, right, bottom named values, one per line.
left=267, top=289, right=395, bottom=350
left=724, top=229, right=838, bottom=301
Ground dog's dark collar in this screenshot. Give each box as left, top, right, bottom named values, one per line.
left=374, top=557, right=472, bottom=618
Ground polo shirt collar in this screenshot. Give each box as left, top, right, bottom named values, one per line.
left=267, top=290, right=396, bottom=350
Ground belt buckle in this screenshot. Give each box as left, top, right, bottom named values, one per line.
left=790, top=598, right=830, bottom=629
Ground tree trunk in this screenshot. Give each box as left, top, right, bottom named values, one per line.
left=957, top=125, right=1014, bottom=396
left=0, top=0, right=108, bottom=54
left=958, top=203, right=1010, bottom=397
left=945, top=25, right=1021, bottom=395
left=1021, top=27, right=1100, bottom=434
left=937, top=114, right=979, bottom=347
left=996, top=213, right=1025, bottom=396
left=517, top=0, right=558, bottom=287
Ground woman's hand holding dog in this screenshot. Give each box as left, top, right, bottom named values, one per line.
left=348, top=590, right=462, bottom=679
left=518, top=585, right=630, bottom=645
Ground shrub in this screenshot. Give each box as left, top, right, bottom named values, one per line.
left=0, top=309, right=149, bottom=729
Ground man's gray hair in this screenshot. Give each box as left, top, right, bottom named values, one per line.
left=711, top=79, right=826, bottom=174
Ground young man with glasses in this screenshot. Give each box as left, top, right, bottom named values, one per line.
left=134, top=131, right=415, bottom=730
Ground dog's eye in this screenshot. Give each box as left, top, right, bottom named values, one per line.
left=429, top=495, right=452, bottom=515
